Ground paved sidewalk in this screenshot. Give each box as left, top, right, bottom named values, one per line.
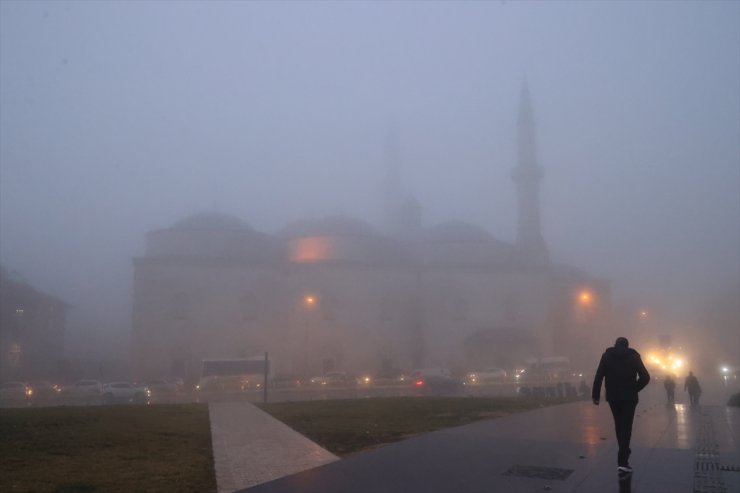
left=239, top=386, right=740, bottom=493
left=208, top=401, right=339, bottom=493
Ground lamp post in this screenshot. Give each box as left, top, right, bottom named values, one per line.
left=303, top=294, right=317, bottom=376
left=574, top=289, right=595, bottom=361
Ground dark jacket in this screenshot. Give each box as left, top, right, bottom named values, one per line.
left=592, top=345, right=650, bottom=402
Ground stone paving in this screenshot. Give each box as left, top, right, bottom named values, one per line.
left=238, top=385, right=740, bottom=493
left=208, top=401, right=339, bottom=493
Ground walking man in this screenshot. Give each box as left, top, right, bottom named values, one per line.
left=684, top=371, right=701, bottom=406
left=663, top=375, right=676, bottom=403
left=592, top=337, right=651, bottom=475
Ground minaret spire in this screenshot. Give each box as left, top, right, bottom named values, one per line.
left=381, top=123, right=421, bottom=236
left=382, top=124, right=403, bottom=234
left=512, top=79, right=548, bottom=265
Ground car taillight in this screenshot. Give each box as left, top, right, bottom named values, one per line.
left=415, top=379, right=424, bottom=387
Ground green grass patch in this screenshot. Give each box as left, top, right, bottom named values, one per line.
left=0, top=396, right=575, bottom=492
left=259, top=396, right=574, bottom=456
left=0, top=404, right=216, bottom=493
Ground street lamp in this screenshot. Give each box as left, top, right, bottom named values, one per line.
left=578, top=290, right=593, bottom=306
left=302, top=294, right=318, bottom=375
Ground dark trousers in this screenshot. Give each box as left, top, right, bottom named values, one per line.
left=608, top=400, right=638, bottom=466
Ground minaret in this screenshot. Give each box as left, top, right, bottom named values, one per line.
left=512, top=80, right=548, bottom=265
left=382, top=127, right=402, bottom=226
left=381, top=126, right=422, bottom=237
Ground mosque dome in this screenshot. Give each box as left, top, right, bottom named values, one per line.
left=282, top=215, right=403, bottom=264
left=145, top=211, right=279, bottom=261
left=281, top=215, right=378, bottom=239
left=414, top=220, right=513, bottom=266
left=422, top=220, right=495, bottom=243
left=171, top=212, right=253, bottom=231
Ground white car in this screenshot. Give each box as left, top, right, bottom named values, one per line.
left=67, top=379, right=103, bottom=397
left=467, top=368, right=507, bottom=384
left=102, top=382, right=150, bottom=404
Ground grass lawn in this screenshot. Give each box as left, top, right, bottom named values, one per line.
left=0, top=396, right=574, bottom=492
left=0, top=404, right=216, bottom=493
left=259, top=396, right=575, bottom=456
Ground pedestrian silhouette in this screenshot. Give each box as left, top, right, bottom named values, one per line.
left=592, top=337, right=650, bottom=475
left=684, top=371, right=701, bottom=406
left=663, top=375, right=676, bottom=403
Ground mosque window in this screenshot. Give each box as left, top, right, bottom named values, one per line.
left=172, top=292, right=190, bottom=320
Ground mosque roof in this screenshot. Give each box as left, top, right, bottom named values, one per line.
left=281, top=215, right=379, bottom=238
left=422, top=220, right=504, bottom=244
left=171, top=212, right=253, bottom=231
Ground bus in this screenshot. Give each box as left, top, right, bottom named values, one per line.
left=524, top=356, right=572, bottom=381
left=196, top=357, right=270, bottom=393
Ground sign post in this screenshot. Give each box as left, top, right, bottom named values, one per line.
left=263, top=352, right=269, bottom=404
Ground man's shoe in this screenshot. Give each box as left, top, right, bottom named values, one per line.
left=617, top=465, right=633, bottom=474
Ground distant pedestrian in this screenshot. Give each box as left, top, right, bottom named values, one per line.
left=684, top=371, right=701, bottom=406
left=592, top=337, right=650, bottom=475
left=663, top=375, right=676, bottom=403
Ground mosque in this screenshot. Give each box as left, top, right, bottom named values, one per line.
left=130, top=84, right=611, bottom=381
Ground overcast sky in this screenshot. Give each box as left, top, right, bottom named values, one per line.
left=1, top=1, right=738, bottom=340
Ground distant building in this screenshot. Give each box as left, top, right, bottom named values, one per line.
left=131, top=84, right=610, bottom=381
left=0, top=268, right=68, bottom=381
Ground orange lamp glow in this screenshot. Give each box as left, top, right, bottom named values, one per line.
left=578, top=290, right=593, bottom=305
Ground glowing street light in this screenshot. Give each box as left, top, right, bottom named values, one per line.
left=578, top=290, right=593, bottom=305
left=304, top=295, right=316, bottom=307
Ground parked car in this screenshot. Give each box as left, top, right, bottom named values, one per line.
left=145, top=379, right=176, bottom=400
left=101, top=381, right=150, bottom=404
left=466, top=368, right=507, bottom=385
left=167, top=377, right=185, bottom=393
left=0, top=381, right=32, bottom=405
left=29, top=381, right=62, bottom=402
left=66, top=380, right=103, bottom=400
left=409, top=369, right=463, bottom=396
left=324, top=372, right=353, bottom=386
left=308, top=375, right=328, bottom=386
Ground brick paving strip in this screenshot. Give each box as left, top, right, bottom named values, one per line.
left=208, top=401, right=339, bottom=493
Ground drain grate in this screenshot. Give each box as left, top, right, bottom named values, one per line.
left=503, top=465, right=574, bottom=481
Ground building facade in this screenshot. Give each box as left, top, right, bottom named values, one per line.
left=0, top=269, right=67, bottom=381
left=130, top=85, right=611, bottom=381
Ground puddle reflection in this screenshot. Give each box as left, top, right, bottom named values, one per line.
left=674, top=403, right=690, bottom=448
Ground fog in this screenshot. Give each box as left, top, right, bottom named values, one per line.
left=1, top=1, right=738, bottom=366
